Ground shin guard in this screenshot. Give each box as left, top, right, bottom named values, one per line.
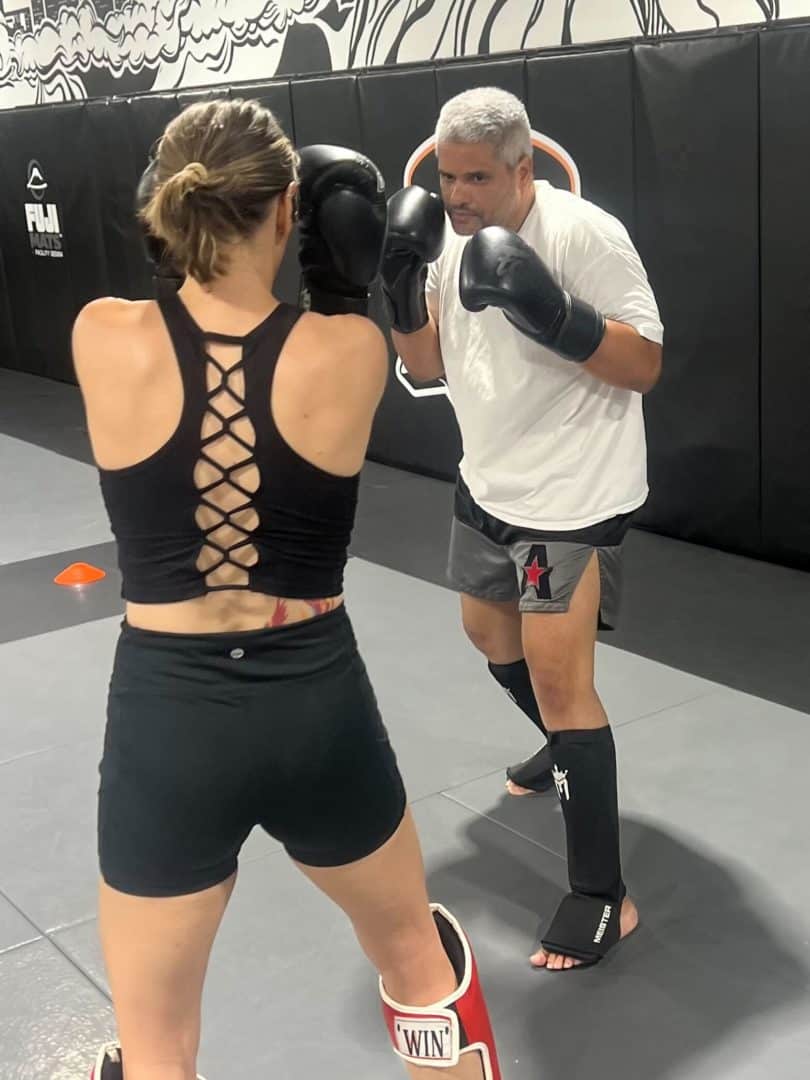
left=488, top=659, right=546, bottom=735
left=380, top=905, right=502, bottom=1078
left=488, top=659, right=553, bottom=792
left=542, top=726, right=626, bottom=964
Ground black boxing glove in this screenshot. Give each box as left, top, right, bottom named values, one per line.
left=135, top=159, right=183, bottom=299
left=459, top=226, right=605, bottom=363
left=380, top=186, right=445, bottom=334
left=297, top=145, right=387, bottom=316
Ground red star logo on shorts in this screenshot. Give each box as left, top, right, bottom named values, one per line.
left=520, top=546, right=552, bottom=600
left=523, top=556, right=547, bottom=590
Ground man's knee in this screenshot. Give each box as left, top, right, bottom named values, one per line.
left=463, top=617, right=497, bottom=657
left=525, top=633, right=597, bottom=713
left=461, top=600, right=521, bottom=662
left=527, top=662, right=576, bottom=719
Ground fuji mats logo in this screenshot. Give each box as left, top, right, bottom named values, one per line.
left=24, top=160, right=64, bottom=259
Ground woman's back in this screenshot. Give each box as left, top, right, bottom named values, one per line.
left=74, top=288, right=387, bottom=633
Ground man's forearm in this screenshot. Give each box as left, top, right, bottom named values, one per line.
left=582, top=321, right=662, bottom=394
left=392, top=317, right=445, bottom=383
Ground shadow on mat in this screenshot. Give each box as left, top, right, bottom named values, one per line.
left=423, top=803, right=810, bottom=1080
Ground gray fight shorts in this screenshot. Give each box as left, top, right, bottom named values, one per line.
left=447, top=476, right=636, bottom=629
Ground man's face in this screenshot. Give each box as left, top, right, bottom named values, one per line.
left=437, top=141, right=532, bottom=235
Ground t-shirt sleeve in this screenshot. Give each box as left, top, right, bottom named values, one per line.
left=562, top=205, right=664, bottom=346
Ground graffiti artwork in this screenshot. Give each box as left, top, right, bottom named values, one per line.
left=0, top=0, right=790, bottom=109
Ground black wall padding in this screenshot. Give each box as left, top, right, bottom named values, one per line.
left=358, top=67, right=437, bottom=195
left=759, top=28, right=810, bottom=569
left=0, top=244, right=17, bottom=372
left=526, top=49, right=635, bottom=233
left=125, top=93, right=181, bottom=164
left=290, top=75, right=363, bottom=150
left=0, top=99, right=18, bottom=370
left=0, top=103, right=108, bottom=381
left=358, top=66, right=462, bottom=477
left=86, top=98, right=153, bottom=302
left=175, top=87, right=232, bottom=108
left=632, top=35, right=761, bottom=555
left=435, top=57, right=527, bottom=106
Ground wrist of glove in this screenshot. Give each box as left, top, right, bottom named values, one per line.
left=504, top=291, right=606, bottom=364
left=301, top=278, right=370, bottom=317
left=460, top=226, right=606, bottom=364
left=144, top=235, right=182, bottom=296
left=380, top=185, right=445, bottom=334
left=381, top=258, right=430, bottom=334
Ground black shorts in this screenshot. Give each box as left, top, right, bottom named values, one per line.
left=98, top=607, right=407, bottom=898
left=447, top=475, right=636, bottom=629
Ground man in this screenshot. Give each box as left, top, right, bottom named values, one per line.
left=381, top=87, right=664, bottom=972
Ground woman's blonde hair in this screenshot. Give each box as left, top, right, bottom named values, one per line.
left=139, top=98, right=298, bottom=284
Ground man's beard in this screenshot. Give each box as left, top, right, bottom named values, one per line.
left=449, top=209, right=483, bottom=235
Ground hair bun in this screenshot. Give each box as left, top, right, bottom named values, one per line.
left=169, top=161, right=211, bottom=200
left=144, top=98, right=297, bottom=284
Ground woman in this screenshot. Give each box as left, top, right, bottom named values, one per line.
left=74, top=99, right=501, bottom=1080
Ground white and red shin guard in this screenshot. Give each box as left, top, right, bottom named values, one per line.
left=380, top=905, right=502, bottom=1079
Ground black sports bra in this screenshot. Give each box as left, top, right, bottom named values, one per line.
left=98, top=294, right=359, bottom=604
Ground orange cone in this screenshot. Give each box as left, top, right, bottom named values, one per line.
left=54, top=562, right=106, bottom=587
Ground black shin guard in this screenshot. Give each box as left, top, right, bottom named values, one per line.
left=488, top=660, right=553, bottom=792
left=541, top=726, right=626, bottom=965
left=550, top=727, right=623, bottom=899
left=488, top=659, right=546, bottom=735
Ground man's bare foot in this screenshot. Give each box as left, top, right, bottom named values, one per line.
left=506, top=778, right=537, bottom=797
left=530, top=896, right=639, bottom=971
left=505, top=746, right=555, bottom=797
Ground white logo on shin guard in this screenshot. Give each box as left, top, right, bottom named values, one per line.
left=552, top=765, right=570, bottom=801
left=593, top=904, right=613, bottom=944
left=394, top=1018, right=454, bottom=1062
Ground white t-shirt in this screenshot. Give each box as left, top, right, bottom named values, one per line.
left=425, top=181, right=664, bottom=531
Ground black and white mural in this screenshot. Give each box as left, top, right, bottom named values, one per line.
left=0, top=1, right=797, bottom=109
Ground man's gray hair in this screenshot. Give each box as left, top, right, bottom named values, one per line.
left=436, top=87, right=532, bottom=167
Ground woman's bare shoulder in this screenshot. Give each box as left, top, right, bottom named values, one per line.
left=293, top=311, right=389, bottom=397
left=72, top=298, right=156, bottom=380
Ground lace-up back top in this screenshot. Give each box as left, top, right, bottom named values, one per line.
left=98, top=294, right=359, bottom=603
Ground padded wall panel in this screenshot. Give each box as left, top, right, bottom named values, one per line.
left=633, top=35, right=760, bottom=554
left=759, top=27, right=810, bottom=567
left=86, top=98, right=151, bottom=301
left=435, top=58, right=526, bottom=106
left=290, top=75, right=363, bottom=151
left=0, top=104, right=108, bottom=381
left=526, top=48, right=635, bottom=231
